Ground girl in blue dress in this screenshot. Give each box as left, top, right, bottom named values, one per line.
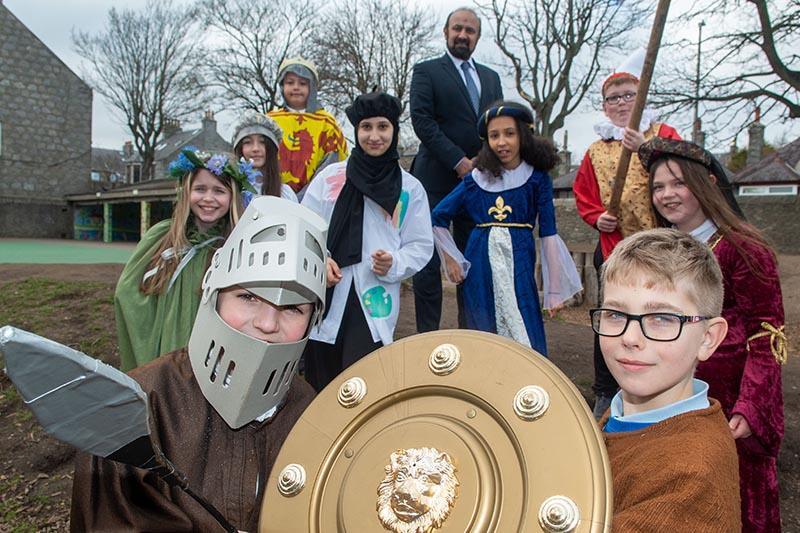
left=431, top=102, right=581, bottom=354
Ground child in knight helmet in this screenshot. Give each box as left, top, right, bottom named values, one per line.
left=73, top=197, right=326, bottom=531
left=641, top=137, right=786, bottom=532
left=432, top=101, right=581, bottom=355
left=594, top=228, right=740, bottom=531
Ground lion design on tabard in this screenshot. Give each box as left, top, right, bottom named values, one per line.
left=376, top=447, right=459, bottom=533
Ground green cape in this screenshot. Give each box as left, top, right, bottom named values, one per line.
left=114, top=220, right=222, bottom=371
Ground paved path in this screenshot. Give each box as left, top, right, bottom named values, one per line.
left=0, top=239, right=135, bottom=264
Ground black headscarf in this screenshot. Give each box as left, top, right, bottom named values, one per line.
left=327, top=92, right=403, bottom=270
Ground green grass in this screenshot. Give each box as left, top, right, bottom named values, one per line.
left=0, top=278, right=118, bottom=365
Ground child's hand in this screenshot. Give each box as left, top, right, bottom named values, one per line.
left=621, top=127, right=646, bottom=152
left=444, top=253, right=464, bottom=284
left=728, top=414, right=752, bottom=439
left=371, top=250, right=393, bottom=276
left=326, top=257, right=342, bottom=287
left=596, top=211, right=618, bottom=233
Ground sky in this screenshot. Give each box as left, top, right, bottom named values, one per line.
left=5, top=0, right=797, bottom=160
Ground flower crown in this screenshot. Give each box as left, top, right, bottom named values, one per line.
left=168, top=146, right=260, bottom=194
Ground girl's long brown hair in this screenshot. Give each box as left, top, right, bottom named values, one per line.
left=234, top=135, right=283, bottom=197
left=140, top=169, right=242, bottom=295
left=649, top=157, right=775, bottom=279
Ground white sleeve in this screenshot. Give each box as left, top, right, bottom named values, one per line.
left=300, top=170, right=327, bottom=219
left=376, top=180, right=434, bottom=284
left=539, top=234, right=582, bottom=309
left=433, top=227, right=471, bottom=282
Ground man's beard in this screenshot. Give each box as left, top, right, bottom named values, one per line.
left=448, top=40, right=472, bottom=60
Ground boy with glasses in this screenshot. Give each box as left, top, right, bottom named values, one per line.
left=593, top=228, right=740, bottom=531
left=572, top=50, right=682, bottom=418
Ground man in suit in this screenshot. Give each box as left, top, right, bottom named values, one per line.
left=410, top=7, right=504, bottom=332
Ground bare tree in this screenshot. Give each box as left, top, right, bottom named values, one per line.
left=477, top=0, right=652, bottom=139
left=73, top=0, right=210, bottom=178
left=199, top=0, right=319, bottom=113
left=651, top=0, right=799, bottom=142
left=308, top=0, right=437, bottom=121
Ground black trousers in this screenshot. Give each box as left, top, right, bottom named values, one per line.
left=413, top=190, right=474, bottom=332
left=592, top=242, right=620, bottom=397
left=303, top=284, right=383, bottom=393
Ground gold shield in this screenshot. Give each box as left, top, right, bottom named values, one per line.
left=261, top=330, right=612, bottom=532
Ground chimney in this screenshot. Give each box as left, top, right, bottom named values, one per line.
left=746, top=106, right=765, bottom=166
left=691, top=118, right=705, bottom=148
left=201, top=110, right=217, bottom=132
left=123, top=141, right=134, bottom=158
left=557, top=131, right=571, bottom=177
left=163, top=118, right=181, bottom=140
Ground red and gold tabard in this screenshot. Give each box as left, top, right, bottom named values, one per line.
left=573, top=122, right=681, bottom=259
left=268, top=109, right=349, bottom=193
left=588, top=122, right=662, bottom=240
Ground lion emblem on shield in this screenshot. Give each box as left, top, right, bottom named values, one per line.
left=376, top=447, right=459, bottom=533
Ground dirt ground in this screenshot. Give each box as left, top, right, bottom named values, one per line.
left=0, top=257, right=797, bottom=531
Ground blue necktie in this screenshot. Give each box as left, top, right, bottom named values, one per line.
left=461, top=61, right=480, bottom=114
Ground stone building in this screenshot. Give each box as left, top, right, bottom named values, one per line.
left=0, top=3, right=92, bottom=238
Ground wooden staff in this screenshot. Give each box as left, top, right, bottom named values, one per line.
left=607, top=0, right=671, bottom=216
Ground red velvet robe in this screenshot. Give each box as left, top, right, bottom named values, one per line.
left=696, top=235, right=785, bottom=532
left=573, top=124, right=681, bottom=259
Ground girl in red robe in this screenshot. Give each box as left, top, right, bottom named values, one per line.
left=640, top=137, right=786, bottom=533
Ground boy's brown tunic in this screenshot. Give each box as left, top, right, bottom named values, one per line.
left=70, top=348, right=315, bottom=532
left=601, top=400, right=741, bottom=532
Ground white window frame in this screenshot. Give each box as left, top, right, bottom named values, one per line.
left=739, top=184, right=798, bottom=196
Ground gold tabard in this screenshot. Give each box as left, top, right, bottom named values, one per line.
left=260, top=331, right=612, bottom=533
left=588, top=123, right=661, bottom=238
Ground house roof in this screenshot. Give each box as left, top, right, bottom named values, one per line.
left=732, top=137, right=800, bottom=184
left=154, top=129, right=205, bottom=161
left=91, top=148, right=125, bottom=175
left=553, top=168, right=578, bottom=191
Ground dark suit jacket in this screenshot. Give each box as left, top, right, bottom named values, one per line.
left=410, top=53, right=503, bottom=198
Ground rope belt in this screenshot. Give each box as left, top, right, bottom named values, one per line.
left=475, top=222, right=533, bottom=229
left=747, top=322, right=788, bottom=365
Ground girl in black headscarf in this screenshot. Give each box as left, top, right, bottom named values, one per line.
left=300, top=92, right=434, bottom=391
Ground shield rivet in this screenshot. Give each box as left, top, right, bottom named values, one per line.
left=277, top=464, right=306, bottom=497
left=338, top=377, right=367, bottom=408
left=538, top=495, right=579, bottom=532
left=513, top=385, right=549, bottom=421
left=252, top=210, right=260, bottom=220
left=428, top=343, right=461, bottom=376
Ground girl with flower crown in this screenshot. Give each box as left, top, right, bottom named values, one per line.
left=231, top=111, right=297, bottom=206
left=432, top=101, right=581, bottom=355
left=114, top=148, right=256, bottom=370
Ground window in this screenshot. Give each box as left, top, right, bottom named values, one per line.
left=91, top=171, right=101, bottom=182
left=130, top=164, right=141, bottom=183
left=739, top=185, right=798, bottom=196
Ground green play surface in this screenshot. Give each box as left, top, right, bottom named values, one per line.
left=0, top=239, right=134, bottom=264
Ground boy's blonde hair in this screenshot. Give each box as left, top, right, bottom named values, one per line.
left=601, top=228, right=724, bottom=317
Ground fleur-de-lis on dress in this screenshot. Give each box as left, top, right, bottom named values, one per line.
left=488, top=196, right=512, bottom=221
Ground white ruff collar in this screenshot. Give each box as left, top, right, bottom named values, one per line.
left=593, top=108, right=659, bottom=140
left=472, top=161, right=533, bottom=192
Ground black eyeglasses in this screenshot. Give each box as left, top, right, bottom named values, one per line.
left=603, top=92, right=637, bottom=105
left=589, top=308, right=711, bottom=342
